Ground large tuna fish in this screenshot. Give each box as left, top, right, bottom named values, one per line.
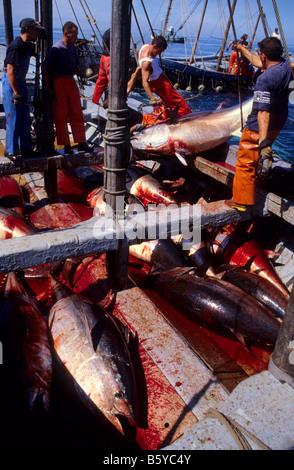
left=126, top=166, right=179, bottom=206
left=131, top=98, right=253, bottom=163
left=0, top=206, right=60, bottom=278
left=87, top=186, right=145, bottom=217
left=48, top=277, right=138, bottom=434
left=0, top=176, right=26, bottom=216
left=0, top=272, right=52, bottom=410
left=174, top=235, right=217, bottom=277
left=151, top=267, right=280, bottom=351
left=129, top=238, right=189, bottom=270
left=209, top=225, right=289, bottom=297
left=218, top=265, right=288, bottom=321
left=0, top=206, right=36, bottom=240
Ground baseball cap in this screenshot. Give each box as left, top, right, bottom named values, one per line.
left=19, top=18, right=45, bottom=31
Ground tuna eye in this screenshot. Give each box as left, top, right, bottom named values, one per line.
left=114, top=391, right=124, bottom=399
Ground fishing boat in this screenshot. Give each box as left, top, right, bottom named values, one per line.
left=165, top=26, right=185, bottom=44
left=1, top=0, right=294, bottom=454
left=41, top=0, right=254, bottom=94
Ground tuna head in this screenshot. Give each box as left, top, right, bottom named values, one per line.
left=48, top=278, right=138, bottom=434
left=131, top=122, right=171, bottom=155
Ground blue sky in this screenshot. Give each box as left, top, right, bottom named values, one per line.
left=1, top=0, right=294, bottom=44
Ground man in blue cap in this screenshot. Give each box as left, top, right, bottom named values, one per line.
left=1, top=18, right=45, bottom=160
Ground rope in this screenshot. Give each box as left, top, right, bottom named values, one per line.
left=68, top=0, right=86, bottom=41
left=206, top=409, right=271, bottom=450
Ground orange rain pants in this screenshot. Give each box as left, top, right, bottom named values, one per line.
left=142, top=73, right=192, bottom=126
left=52, top=76, right=86, bottom=146
left=233, top=127, right=280, bottom=206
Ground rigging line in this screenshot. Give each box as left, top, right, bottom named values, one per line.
left=82, top=0, right=105, bottom=47
left=78, top=0, right=103, bottom=50
left=175, top=0, right=202, bottom=34
left=227, top=0, right=243, bottom=130
left=180, top=0, right=188, bottom=60
left=54, top=0, right=63, bottom=27
left=68, top=0, right=86, bottom=40
left=140, top=0, right=155, bottom=39
left=132, top=5, right=144, bottom=45
left=149, top=0, right=165, bottom=35
left=272, top=0, right=294, bottom=77
left=67, top=0, right=100, bottom=76
left=218, top=0, right=228, bottom=68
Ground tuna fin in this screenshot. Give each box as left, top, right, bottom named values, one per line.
left=169, top=103, right=180, bottom=125
left=150, top=264, right=165, bottom=275
left=231, top=329, right=257, bottom=358
left=242, top=254, right=257, bottom=271
left=175, top=152, right=188, bottom=166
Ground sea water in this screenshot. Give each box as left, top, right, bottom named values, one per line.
left=1, top=25, right=293, bottom=163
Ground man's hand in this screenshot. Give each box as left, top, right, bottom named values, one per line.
left=149, top=99, right=163, bottom=106
left=259, top=139, right=274, bottom=162
left=257, top=139, right=274, bottom=178
left=12, top=93, right=26, bottom=105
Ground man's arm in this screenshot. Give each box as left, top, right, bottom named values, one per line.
left=237, top=44, right=264, bottom=69
left=257, top=110, right=270, bottom=142
left=141, top=61, right=162, bottom=104
left=127, top=66, right=141, bottom=95
left=6, top=64, right=20, bottom=95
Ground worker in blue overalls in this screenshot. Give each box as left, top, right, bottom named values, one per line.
left=1, top=18, right=45, bottom=160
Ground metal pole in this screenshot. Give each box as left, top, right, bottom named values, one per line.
left=104, top=0, right=132, bottom=290
left=40, top=0, right=53, bottom=56
left=3, top=0, right=13, bottom=46
left=269, top=288, right=294, bottom=387
left=34, top=0, right=39, bottom=21
left=40, top=0, right=56, bottom=201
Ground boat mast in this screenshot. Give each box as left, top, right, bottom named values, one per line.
left=140, top=0, right=156, bottom=38
left=256, top=0, right=269, bottom=37
left=163, top=0, right=174, bottom=36
left=104, top=0, right=132, bottom=289
left=132, top=4, right=145, bottom=44
left=249, top=12, right=261, bottom=49
left=215, top=0, right=238, bottom=72
left=3, top=0, right=13, bottom=46
left=189, top=0, right=208, bottom=65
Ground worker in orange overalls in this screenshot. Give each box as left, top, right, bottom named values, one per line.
left=138, top=35, right=192, bottom=126
left=225, top=37, right=292, bottom=212
left=43, top=21, right=91, bottom=154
